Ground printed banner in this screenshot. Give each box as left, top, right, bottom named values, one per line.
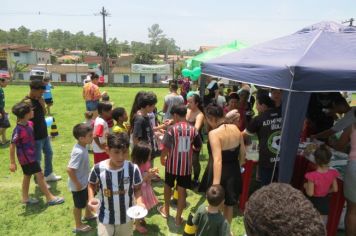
left=131, top=64, right=170, bottom=74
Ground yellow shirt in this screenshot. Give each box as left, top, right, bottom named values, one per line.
left=113, top=123, right=129, bottom=134
left=82, top=82, right=101, bottom=101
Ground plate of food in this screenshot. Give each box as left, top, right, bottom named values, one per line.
left=126, top=205, right=147, bottom=219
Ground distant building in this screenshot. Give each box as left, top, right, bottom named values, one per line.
left=0, top=44, right=50, bottom=70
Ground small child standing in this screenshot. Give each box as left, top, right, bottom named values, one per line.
left=131, top=141, right=159, bottom=234
left=67, top=124, right=96, bottom=233
left=84, top=111, right=94, bottom=128
left=9, top=102, right=64, bottom=205
left=0, top=77, right=10, bottom=145
left=112, top=107, right=129, bottom=135
left=304, top=144, right=339, bottom=223
left=88, top=133, right=145, bottom=236
left=192, top=185, right=231, bottom=236
left=92, top=102, right=112, bottom=164
left=43, top=77, right=54, bottom=115
left=102, top=94, right=114, bottom=131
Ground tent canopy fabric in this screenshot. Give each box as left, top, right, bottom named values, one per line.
left=186, top=40, right=247, bottom=69
left=201, top=21, right=356, bottom=183
left=202, top=22, right=356, bottom=92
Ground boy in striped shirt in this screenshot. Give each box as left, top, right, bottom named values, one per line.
left=88, top=133, right=145, bottom=236
left=158, top=104, right=202, bottom=226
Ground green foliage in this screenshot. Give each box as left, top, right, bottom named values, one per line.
left=0, top=26, right=196, bottom=59
left=0, top=85, right=248, bottom=236
left=134, top=51, right=156, bottom=64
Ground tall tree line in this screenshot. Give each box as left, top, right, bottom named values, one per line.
left=0, top=24, right=190, bottom=58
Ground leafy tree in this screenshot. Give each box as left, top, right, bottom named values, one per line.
left=148, top=24, right=165, bottom=53
left=134, top=51, right=156, bottom=64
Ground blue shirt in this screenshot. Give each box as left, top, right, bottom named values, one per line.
left=43, top=83, right=52, bottom=99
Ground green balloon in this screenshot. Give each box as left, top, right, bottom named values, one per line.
left=182, top=68, right=192, bottom=78
left=191, top=74, right=200, bottom=81
left=192, top=67, right=202, bottom=77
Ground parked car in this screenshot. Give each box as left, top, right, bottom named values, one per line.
left=160, top=78, right=173, bottom=84
left=0, top=70, right=10, bottom=79
left=30, top=67, right=51, bottom=78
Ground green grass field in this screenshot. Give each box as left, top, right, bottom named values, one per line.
left=0, top=85, right=245, bottom=236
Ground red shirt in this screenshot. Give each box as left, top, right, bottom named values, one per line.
left=305, top=169, right=339, bottom=197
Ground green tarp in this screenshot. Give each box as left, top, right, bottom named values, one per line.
left=186, top=40, right=247, bottom=69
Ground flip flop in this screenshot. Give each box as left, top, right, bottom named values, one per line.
left=48, top=196, right=64, bottom=206
left=157, top=205, right=167, bottom=219
left=22, top=198, right=39, bottom=205
left=82, top=214, right=97, bottom=221
left=72, top=225, right=92, bottom=233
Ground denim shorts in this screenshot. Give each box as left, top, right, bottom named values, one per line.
left=85, top=100, right=99, bottom=111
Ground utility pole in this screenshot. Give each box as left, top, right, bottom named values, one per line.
left=99, top=7, right=110, bottom=82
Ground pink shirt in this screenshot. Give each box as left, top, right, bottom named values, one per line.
left=305, top=169, right=339, bottom=197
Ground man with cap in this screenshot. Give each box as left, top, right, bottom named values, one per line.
left=22, top=77, right=61, bottom=182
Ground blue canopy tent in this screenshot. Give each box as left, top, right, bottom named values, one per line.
left=202, top=21, right=356, bottom=183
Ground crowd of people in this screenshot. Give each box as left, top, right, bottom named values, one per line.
left=2, top=71, right=356, bottom=236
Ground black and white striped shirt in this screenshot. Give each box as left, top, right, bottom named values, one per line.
left=89, top=160, right=143, bottom=225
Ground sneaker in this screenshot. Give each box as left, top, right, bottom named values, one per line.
left=45, top=173, right=62, bottom=182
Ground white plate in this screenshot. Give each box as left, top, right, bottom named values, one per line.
left=126, top=205, right=148, bottom=219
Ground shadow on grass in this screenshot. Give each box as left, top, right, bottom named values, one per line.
left=134, top=223, right=167, bottom=236
left=34, top=181, right=62, bottom=196
left=19, top=198, right=48, bottom=216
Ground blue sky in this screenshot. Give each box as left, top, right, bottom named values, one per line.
left=1, top=0, right=354, bottom=50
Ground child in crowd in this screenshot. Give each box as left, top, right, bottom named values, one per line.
left=0, top=77, right=10, bottom=145
left=158, top=104, right=202, bottom=226
left=88, top=133, right=145, bottom=236
left=43, top=77, right=53, bottom=115
left=9, top=102, right=64, bottom=205
left=84, top=111, right=94, bottom=128
left=83, top=111, right=94, bottom=152
left=67, top=124, right=96, bottom=233
left=92, top=102, right=112, bottom=164
left=101, top=94, right=114, bottom=131
left=112, top=107, right=129, bottom=134
left=132, top=92, right=157, bottom=154
left=304, top=144, right=339, bottom=224
left=131, top=141, right=159, bottom=233
left=192, top=185, right=230, bottom=236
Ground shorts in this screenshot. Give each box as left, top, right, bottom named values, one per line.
left=86, top=100, right=99, bottom=111
left=72, top=187, right=88, bottom=209
left=344, top=160, right=356, bottom=203
left=165, top=172, right=191, bottom=189
left=21, top=161, right=42, bottom=176
left=0, top=112, right=10, bottom=128
left=94, top=152, right=109, bottom=164
left=44, top=98, right=53, bottom=105
left=97, top=221, right=133, bottom=236
left=308, top=195, right=330, bottom=215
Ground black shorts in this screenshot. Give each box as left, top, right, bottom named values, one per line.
left=72, top=187, right=88, bottom=209
left=44, top=98, right=53, bottom=105
left=21, top=162, right=42, bottom=176
left=165, top=172, right=191, bottom=189
left=308, top=195, right=330, bottom=215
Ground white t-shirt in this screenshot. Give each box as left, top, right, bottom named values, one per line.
left=216, top=95, right=226, bottom=108
left=92, top=116, right=109, bottom=153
